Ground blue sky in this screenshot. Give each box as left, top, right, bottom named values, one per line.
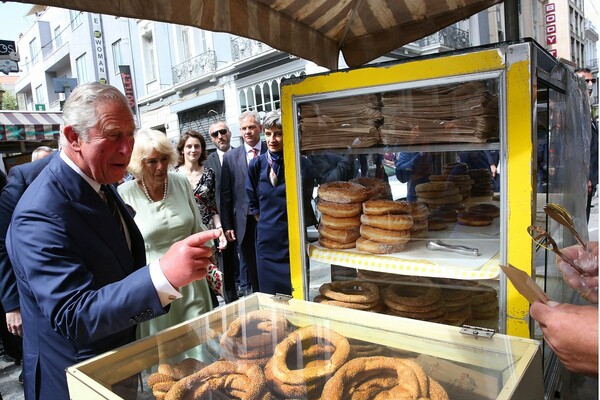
left=0, top=2, right=35, bottom=43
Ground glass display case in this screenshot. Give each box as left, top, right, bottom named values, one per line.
left=66, top=293, right=542, bottom=399
left=280, top=40, right=588, bottom=338
left=279, top=39, right=589, bottom=397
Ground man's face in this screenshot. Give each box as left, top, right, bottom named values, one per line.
left=209, top=122, right=231, bottom=152
left=576, top=71, right=595, bottom=97
left=239, top=116, right=262, bottom=147
left=76, top=101, right=136, bottom=184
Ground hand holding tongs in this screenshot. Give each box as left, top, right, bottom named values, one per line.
left=527, top=225, right=585, bottom=275
left=426, top=240, right=480, bottom=257
left=544, top=203, right=587, bottom=250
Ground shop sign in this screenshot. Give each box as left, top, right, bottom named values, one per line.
left=545, top=3, right=557, bottom=57
left=91, top=14, right=107, bottom=84
left=35, top=104, right=46, bottom=111
left=119, top=65, right=137, bottom=115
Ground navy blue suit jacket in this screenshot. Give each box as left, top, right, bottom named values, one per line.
left=220, top=142, right=266, bottom=239
left=7, top=155, right=164, bottom=399
left=0, top=154, right=54, bottom=313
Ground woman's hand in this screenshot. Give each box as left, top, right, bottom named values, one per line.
left=217, top=228, right=228, bottom=250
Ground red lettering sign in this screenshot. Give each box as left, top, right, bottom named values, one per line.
left=547, top=35, right=557, bottom=45
left=546, top=14, right=556, bottom=23
left=546, top=25, right=556, bottom=34
left=545, top=3, right=555, bottom=12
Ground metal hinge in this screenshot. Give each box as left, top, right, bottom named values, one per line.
left=460, top=325, right=495, bottom=339
left=272, top=293, right=293, bottom=303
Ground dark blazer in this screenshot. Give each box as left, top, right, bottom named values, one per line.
left=204, top=148, right=234, bottom=212
left=220, top=142, right=266, bottom=239
left=0, top=154, right=54, bottom=313
left=7, top=155, right=164, bottom=400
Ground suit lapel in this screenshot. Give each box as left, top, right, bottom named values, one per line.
left=52, top=159, right=138, bottom=275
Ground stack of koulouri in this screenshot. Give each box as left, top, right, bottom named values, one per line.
left=358, top=199, right=413, bottom=254
left=429, top=173, right=473, bottom=203
left=317, top=181, right=369, bottom=249
left=469, top=284, right=499, bottom=328
left=433, top=278, right=477, bottom=327
left=351, top=176, right=392, bottom=200
left=315, top=280, right=382, bottom=312
left=408, top=202, right=430, bottom=237
left=468, top=168, right=495, bottom=199
left=415, top=181, right=462, bottom=211
left=381, top=277, right=447, bottom=323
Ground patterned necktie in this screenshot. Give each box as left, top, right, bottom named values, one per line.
left=250, top=148, right=258, bottom=158
left=101, top=184, right=124, bottom=234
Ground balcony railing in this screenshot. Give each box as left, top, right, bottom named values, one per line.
left=415, top=26, right=470, bottom=50
left=231, top=37, right=272, bottom=62
left=171, top=50, right=217, bottom=85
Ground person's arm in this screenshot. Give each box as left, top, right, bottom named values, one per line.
left=0, top=167, right=27, bottom=321
left=395, top=152, right=430, bottom=183
left=530, top=301, right=598, bottom=376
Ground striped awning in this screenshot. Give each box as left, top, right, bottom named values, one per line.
left=12, top=0, right=503, bottom=70
left=0, top=111, right=62, bottom=142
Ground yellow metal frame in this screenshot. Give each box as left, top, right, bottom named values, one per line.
left=281, top=44, right=535, bottom=337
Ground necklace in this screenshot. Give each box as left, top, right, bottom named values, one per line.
left=141, top=178, right=168, bottom=203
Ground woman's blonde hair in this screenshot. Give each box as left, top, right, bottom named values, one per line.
left=127, top=128, right=178, bottom=178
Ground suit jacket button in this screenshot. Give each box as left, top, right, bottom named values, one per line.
left=146, top=308, right=154, bottom=316
left=129, top=318, right=137, bottom=324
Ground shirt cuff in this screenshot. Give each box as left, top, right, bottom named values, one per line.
left=149, top=259, right=182, bottom=307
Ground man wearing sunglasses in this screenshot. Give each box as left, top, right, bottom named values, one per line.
left=205, top=121, right=239, bottom=303
left=575, top=68, right=598, bottom=221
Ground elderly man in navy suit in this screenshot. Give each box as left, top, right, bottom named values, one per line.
left=220, top=111, right=266, bottom=296
left=7, top=82, right=219, bottom=400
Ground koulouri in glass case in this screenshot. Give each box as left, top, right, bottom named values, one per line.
left=66, top=293, right=542, bottom=399
left=280, top=40, right=588, bottom=344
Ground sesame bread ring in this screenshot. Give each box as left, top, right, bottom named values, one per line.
left=362, top=199, right=412, bottom=215
left=384, top=294, right=445, bottom=314
left=415, top=181, right=456, bottom=193
left=468, top=203, right=500, bottom=218
left=319, top=281, right=379, bottom=303
left=314, top=295, right=381, bottom=310
left=350, top=177, right=387, bottom=200
left=443, top=162, right=469, bottom=175
left=157, top=358, right=207, bottom=381
left=164, top=361, right=265, bottom=400
left=318, top=181, right=369, bottom=204
left=318, top=225, right=360, bottom=244
left=457, top=212, right=493, bottom=226
left=318, top=236, right=356, bottom=249
left=360, top=213, right=413, bottom=231
left=356, top=237, right=406, bottom=254
left=317, top=199, right=362, bottom=218
left=321, top=356, right=430, bottom=400
left=409, top=218, right=428, bottom=232
left=416, top=187, right=460, bottom=198
left=429, top=207, right=458, bottom=223
left=272, top=325, right=350, bottom=385
left=321, top=214, right=361, bottom=229
left=264, top=358, right=322, bottom=399
left=427, top=217, right=448, bottom=231
left=471, top=285, right=497, bottom=305
left=409, top=202, right=429, bottom=220
left=383, top=281, right=441, bottom=307
left=359, top=225, right=411, bottom=245
left=417, top=193, right=463, bottom=205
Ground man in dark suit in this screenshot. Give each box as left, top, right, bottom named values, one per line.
left=7, top=82, right=219, bottom=400
left=220, top=111, right=266, bottom=296
left=205, top=120, right=240, bottom=303
left=0, top=151, right=55, bottom=386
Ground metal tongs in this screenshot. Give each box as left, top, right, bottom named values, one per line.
left=426, top=240, right=480, bottom=257
left=544, top=203, right=588, bottom=250
left=527, top=225, right=584, bottom=274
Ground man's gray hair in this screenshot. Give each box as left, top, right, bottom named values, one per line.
left=60, top=83, right=132, bottom=147
left=239, top=110, right=261, bottom=126
left=31, top=146, right=54, bottom=162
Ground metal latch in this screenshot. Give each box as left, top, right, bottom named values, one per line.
left=459, top=325, right=495, bottom=339
left=272, top=293, right=293, bottom=303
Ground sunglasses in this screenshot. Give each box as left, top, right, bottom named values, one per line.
left=210, top=128, right=229, bottom=138
left=584, top=78, right=597, bottom=84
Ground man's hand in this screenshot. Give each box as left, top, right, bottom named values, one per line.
left=159, top=229, right=221, bottom=288
left=225, top=229, right=236, bottom=242
left=6, top=309, right=22, bottom=337
left=530, top=301, right=598, bottom=376
left=556, top=241, right=598, bottom=303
